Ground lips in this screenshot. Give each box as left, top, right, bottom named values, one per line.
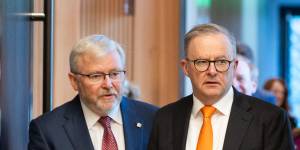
left=102, top=93, right=116, bottom=97
left=203, top=81, right=221, bottom=87
left=205, top=81, right=219, bottom=84
left=103, top=93, right=114, bottom=96
left=99, top=92, right=117, bottom=99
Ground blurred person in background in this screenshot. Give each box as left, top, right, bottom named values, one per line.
left=123, top=80, right=141, bottom=99
left=235, top=42, right=276, bottom=104
left=233, top=55, right=257, bottom=96
left=264, top=78, right=298, bottom=129
left=264, top=78, right=300, bottom=149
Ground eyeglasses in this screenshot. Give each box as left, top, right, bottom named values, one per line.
left=72, top=70, right=126, bottom=83
left=186, top=58, right=234, bottom=72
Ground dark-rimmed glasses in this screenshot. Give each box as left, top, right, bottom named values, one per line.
left=186, top=58, right=234, bottom=72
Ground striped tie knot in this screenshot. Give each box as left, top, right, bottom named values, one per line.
left=99, top=116, right=111, bottom=128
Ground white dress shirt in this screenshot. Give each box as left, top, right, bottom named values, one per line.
left=185, top=87, right=234, bottom=150
left=80, top=101, right=125, bottom=150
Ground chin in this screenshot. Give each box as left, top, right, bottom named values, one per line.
left=204, top=90, right=223, bottom=97
left=95, top=100, right=115, bottom=111
left=204, top=87, right=222, bottom=93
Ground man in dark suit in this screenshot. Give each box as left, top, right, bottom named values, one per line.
left=148, top=23, right=294, bottom=150
left=29, top=35, right=158, bottom=150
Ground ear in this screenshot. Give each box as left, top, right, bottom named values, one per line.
left=180, top=59, right=189, bottom=76
left=233, top=59, right=239, bottom=70
left=68, top=72, right=79, bottom=91
left=251, top=80, right=258, bottom=94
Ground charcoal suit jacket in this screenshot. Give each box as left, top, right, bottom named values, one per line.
left=148, top=88, right=294, bottom=150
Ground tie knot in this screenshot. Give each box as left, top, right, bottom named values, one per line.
left=201, top=106, right=216, bottom=118
left=99, top=116, right=111, bottom=128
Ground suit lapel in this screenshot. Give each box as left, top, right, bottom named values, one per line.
left=62, top=96, right=94, bottom=150
left=120, top=97, right=143, bottom=150
left=172, top=95, right=193, bottom=150
left=223, top=90, right=253, bottom=150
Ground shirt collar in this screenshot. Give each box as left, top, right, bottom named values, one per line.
left=80, top=100, right=123, bottom=129
left=192, top=87, right=234, bottom=117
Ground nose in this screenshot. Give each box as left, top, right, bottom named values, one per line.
left=101, top=75, right=113, bottom=88
left=207, top=62, right=217, bottom=75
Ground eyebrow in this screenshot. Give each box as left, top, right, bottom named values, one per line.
left=90, top=69, right=124, bottom=74
left=215, top=56, right=230, bottom=60
left=196, top=56, right=230, bottom=60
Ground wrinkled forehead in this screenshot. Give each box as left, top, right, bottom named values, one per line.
left=79, top=48, right=122, bottom=64
left=75, top=49, right=124, bottom=72
left=85, top=46, right=114, bottom=57
left=77, top=45, right=124, bottom=64
left=187, top=33, right=235, bottom=59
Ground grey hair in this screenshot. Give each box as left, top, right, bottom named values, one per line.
left=184, top=23, right=236, bottom=59
left=69, top=35, right=126, bottom=73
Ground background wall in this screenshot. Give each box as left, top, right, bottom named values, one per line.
left=209, top=0, right=300, bottom=87
left=257, top=0, right=300, bottom=87
left=51, top=0, right=181, bottom=109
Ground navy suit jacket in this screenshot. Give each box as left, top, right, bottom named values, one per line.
left=28, top=95, right=158, bottom=150
left=148, top=89, right=295, bottom=150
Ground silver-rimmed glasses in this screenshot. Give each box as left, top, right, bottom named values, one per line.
left=72, top=70, right=126, bottom=83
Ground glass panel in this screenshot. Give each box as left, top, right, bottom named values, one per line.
left=0, top=0, right=33, bottom=149
left=288, top=16, right=300, bottom=127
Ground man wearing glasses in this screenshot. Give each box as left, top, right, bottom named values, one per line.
left=29, top=35, right=158, bottom=150
left=148, top=23, right=294, bottom=150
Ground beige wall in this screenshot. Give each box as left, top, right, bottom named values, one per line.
left=32, top=0, right=44, bottom=118
left=52, top=0, right=81, bottom=107
left=134, top=0, right=180, bottom=106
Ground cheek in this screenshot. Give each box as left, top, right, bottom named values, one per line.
left=190, top=72, right=204, bottom=82
left=273, top=92, right=281, bottom=100
left=225, top=70, right=235, bottom=82
left=80, top=84, right=100, bottom=96
left=112, top=82, right=123, bottom=92
left=219, top=74, right=233, bottom=90
left=278, top=93, right=285, bottom=101
left=186, top=64, right=198, bottom=77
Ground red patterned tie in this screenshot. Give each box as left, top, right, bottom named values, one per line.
left=99, top=116, right=118, bottom=150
